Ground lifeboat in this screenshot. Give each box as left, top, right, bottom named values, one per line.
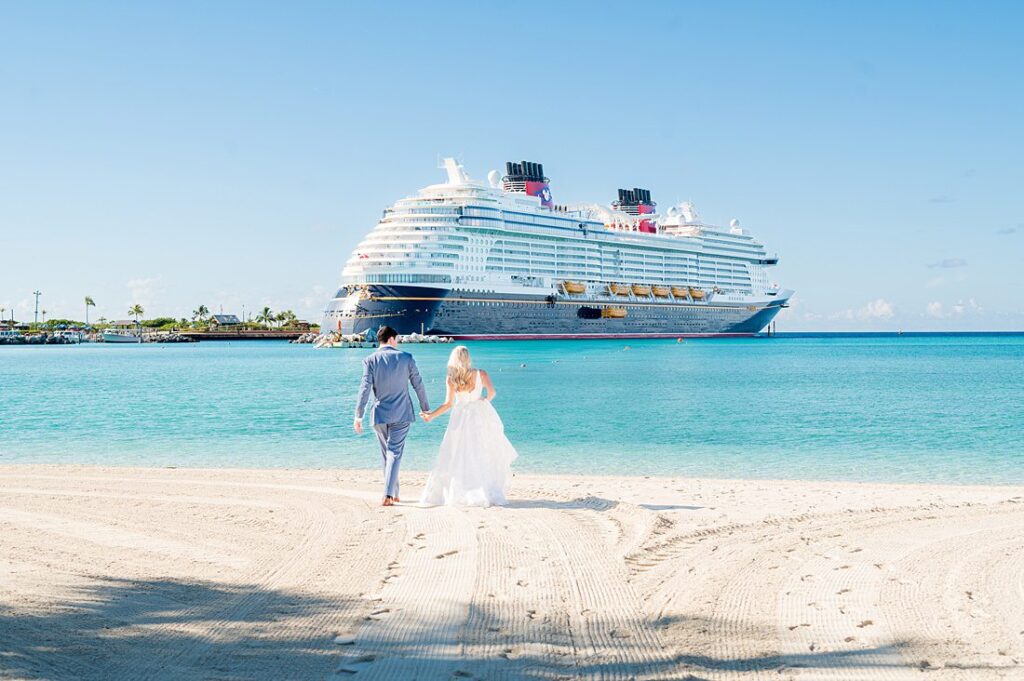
left=608, top=283, right=631, bottom=296
left=631, top=284, right=651, bottom=296
left=652, top=285, right=670, bottom=298
left=688, top=287, right=706, bottom=300
left=601, top=307, right=627, bottom=318
left=671, top=286, right=689, bottom=298
left=562, top=281, right=586, bottom=294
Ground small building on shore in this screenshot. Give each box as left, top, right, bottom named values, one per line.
left=209, top=314, right=242, bottom=328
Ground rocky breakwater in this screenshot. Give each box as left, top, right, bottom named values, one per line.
left=0, top=333, right=77, bottom=345
left=143, top=331, right=197, bottom=343
left=294, top=331, right=454, bottom=348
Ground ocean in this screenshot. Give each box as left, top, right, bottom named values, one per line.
left=2, top=335, right=1022, bottom=484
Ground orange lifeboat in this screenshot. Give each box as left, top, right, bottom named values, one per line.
left=601, top=307, right=627, bottom=318
left=652, top=285, right=670, bottom=298
left=671, top=286, right=689, bottom=298
left=689, top=287, right=706, bottom=300
left=631, top=284, right=651, bottom=296
left=562, top=281, right=586, bottom=294
left=608, top=283, right=631, bottom=296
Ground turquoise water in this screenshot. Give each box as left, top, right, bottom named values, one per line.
left=1, top=336, right=1022, bottom=484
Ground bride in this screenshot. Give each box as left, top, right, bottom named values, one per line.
left=419, top=346, right=518, bottom=507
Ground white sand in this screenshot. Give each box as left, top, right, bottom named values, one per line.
left=1, top=465, right=1022, bottom=680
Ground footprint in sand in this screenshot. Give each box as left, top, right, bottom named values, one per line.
left=435, top=549, right=459, bottom=559
left=857, top=619, right=874, bottom=628
left=336, top=653, right=376, bottom=675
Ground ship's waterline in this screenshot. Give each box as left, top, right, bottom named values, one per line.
left=323, top=284, right=789, bottom=338
left=322, top=158, right=791, bottom=338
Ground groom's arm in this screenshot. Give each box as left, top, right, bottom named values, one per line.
left=354, top=358, right=373, bottom=430
left=408, top=356, right=430, bottom=412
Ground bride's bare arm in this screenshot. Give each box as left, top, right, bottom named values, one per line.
left=425, top=378, right=455, bottom=421
left=480, top=370, right=496, bottom=401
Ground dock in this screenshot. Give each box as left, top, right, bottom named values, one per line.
left=178, top=330, right=305, bottom=341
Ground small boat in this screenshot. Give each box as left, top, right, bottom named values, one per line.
left=562, top=281, right=586, bottom=294
left=689, top=287, right=706, bottom=300
left=631, top=284, right=651, bottom=296
left=54, top=330, right=84, bottom=343
left=608, top=283, right=631, bottom=296
left=601, top=307, right=627, bottom=318
left=652, top=285, right=670, bottom=297
left=671, top=286, right=689, bottom=298
left=102, top=329, right=142, bottom=343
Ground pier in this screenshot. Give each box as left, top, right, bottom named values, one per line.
left=178, top=330, right=305, bottom=341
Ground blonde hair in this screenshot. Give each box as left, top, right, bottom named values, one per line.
left=447, top=345, right=475, bottom=391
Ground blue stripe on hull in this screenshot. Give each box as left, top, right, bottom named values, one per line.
left=322, top=285, right=787, bottom=338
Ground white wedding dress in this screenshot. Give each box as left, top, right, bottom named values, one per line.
left=420, top=371, right=518, bottom=507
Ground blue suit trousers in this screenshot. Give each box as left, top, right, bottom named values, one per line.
left=374, top=422, right=411, bottom=499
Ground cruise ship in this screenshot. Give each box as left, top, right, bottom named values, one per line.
left=322, top=159, right=792, bottom=339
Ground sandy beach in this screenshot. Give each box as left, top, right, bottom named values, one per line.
left=1, top=466, right=1022, bottom=680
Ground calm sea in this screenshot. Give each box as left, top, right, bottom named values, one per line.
left=2, top=335, right=1022, bottom=484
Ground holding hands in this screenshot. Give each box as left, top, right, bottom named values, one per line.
left=420, top=410, right=432, bottom=423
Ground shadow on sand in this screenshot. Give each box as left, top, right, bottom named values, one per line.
left=0, top=578, right=1005, bottom=680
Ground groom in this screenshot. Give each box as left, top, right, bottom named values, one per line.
left=354, top=326, right=430, bottom=506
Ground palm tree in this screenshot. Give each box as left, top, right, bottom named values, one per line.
left=256, top=306, right=273, bottom=328
left=277, top=309, right=297, bottom=328
left=192, top=304, right=209, bottom=323
left=84, top=296, right=95, bottom=326
left=129, top=304, right=144, bottom=324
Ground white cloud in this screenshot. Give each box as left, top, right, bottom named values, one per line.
left=925, top=298, right=982, bottom=319
left=299, top=284, right=328, bottom=315
left=926, top=258, right=968, bottom=269
left=827, top=298, right=896, bottom=323
left=858, top=298, right=895, bottom=320
left=126, top=277, right=163, bottom=312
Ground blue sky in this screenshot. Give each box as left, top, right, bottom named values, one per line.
left=1, top=1, right=1021, bottom=330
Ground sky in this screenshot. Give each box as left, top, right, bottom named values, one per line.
left=1, top=1, right=1021, bottom=330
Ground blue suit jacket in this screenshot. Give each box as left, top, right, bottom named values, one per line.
left=355, top=346, right=430, bottom=426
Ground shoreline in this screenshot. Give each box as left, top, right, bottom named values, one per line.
left=2, top=465, right=1022, bottom=679
left=5, top=461, right=1023, bottom=490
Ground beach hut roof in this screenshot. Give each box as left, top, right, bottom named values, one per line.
left=211, top=314, right=241, bottom=324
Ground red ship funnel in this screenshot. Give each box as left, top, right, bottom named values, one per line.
left=504, top=160, right=553, bottom=207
